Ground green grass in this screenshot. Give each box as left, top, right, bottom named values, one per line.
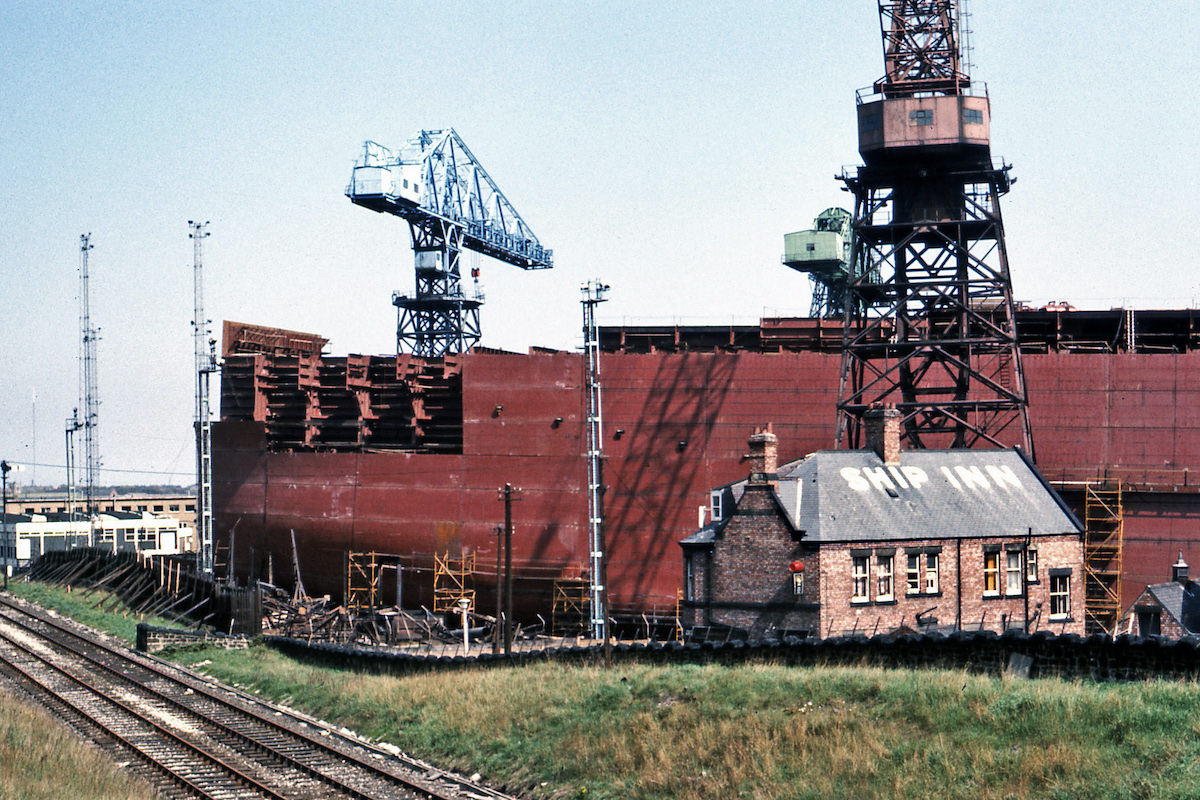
left=10, top=581, right=1200, bottom=799
left=176, top=646, right=1200, bottom=800
left=4, top=579, right=184, bottom=643
left=0, top=687, right=158, bottom=800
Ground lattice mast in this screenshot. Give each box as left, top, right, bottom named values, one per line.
left=347, top=130, right=553, bottom=356
left=190, top=221, right=217, bottom=574
left=835, top=0, right=1033, bottom=456
left=77, top=234, right=101, bottom=516
left=581, top=280, right=610, bottom=640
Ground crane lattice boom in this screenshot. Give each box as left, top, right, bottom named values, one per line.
left=347, top=129, right=552, bottom=356
left=348, top=130, right=552, bottom=270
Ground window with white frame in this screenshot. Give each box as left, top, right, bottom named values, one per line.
left=1005, top=551, right=1023, bottom=596
left=710, top=490, right=724, bottom=522
left=906, top=553, right=922, bottom=595
left=983, top=551, right=1000, bottom=595
left=876, top=554, right=894, bottom=601
left=924, top=553, right=939, bottom=594
left=1026, top=549, right=1038, bottom=582
left=852, top=556, right=870, bottom=602
left=792, top=572, right=804, bottom=597
left=1050, top=573, right=1070, bottom=618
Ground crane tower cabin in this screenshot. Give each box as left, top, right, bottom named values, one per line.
left=836, top=0, right=1032, bottom=457
left=347, top=130, right=553, bottom=357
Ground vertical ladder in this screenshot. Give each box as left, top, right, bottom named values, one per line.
left=1083, top=482, right=1123, bottom=634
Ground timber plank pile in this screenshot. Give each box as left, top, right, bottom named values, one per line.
left=24, top=549, right=260, bottom=635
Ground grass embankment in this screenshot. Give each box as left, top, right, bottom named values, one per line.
left=9, top=581, right=1200, bottom=799
left=0, top=687, right=159, bottom=800
left=6, top=580, right=183, bottom=643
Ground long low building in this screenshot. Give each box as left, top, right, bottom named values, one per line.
left=1, top=510, right=192, bottom=570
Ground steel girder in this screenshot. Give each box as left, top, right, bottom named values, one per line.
left=835, top=162, right=1034, bottom=457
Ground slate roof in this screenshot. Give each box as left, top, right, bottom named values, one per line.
left=684, top=447, right=1082, bottom=545
left=1141, top=581, right=1200, bottom=634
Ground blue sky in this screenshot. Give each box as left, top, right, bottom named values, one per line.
left=1, top=2, right=1196, bottom=485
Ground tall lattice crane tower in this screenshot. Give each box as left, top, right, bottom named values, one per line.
left=581, top=280, right=610, bottom=641
left=835, top=0, right=1033, bottom=456
left=347, top=130, right=553, bottom=356
left=190, top=221, right=217, bottom=574
left=77, top=234, right=101, bottom=516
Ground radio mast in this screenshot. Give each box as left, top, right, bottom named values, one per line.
left=78, top=234, right=101, bottom=517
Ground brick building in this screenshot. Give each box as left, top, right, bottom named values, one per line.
left=680, top=409, right=1086, bottom=639
left=1117, top=555, right=1199, bottom=638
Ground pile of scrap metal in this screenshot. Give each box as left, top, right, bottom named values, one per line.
left=258, top=581, right=494, bottom=646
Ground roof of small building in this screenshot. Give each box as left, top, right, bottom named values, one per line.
left=1130, top=581, right=1200, bottom=634
left=684, top=447, right=1082, bottom=545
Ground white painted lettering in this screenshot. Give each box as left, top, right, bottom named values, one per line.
left=941, top=466, right=962, bottom=490
left=955, top=465, right=991, bottom=490
left=886, top=466, right=909, bottom=488
left=840, top=466, right=871, bottom=492
left=985, top=464, right=1022, bottom=490
left=862, top=467, right=897, bottom=492
left=900, top=466, right=929, bottom=489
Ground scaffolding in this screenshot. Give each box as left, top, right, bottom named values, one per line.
left=433, top=551, right=475, bottom=614
left=551, top=576, right=590, bottom=636
left=1083, top=482, right=1123, bottom=634
left=345, top=551, right=404, bottom=615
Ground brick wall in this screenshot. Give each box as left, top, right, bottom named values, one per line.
left=700, top=482, right=820, bottom=637
left=136, top=623, right=253, bottom=653
left=688, top=497, right=1085, bottom=639
left=818, top=534, right=1085, bottom=637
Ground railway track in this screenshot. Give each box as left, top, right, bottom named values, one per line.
left=0, top=593, right=522, bottom=800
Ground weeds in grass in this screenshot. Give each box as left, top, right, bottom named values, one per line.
left=12, top=582, right=1200, bottom=800
left=0, top=688, right=157, bottom=800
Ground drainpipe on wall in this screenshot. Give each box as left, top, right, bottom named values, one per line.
left=955, top=538, right=962, bottom=630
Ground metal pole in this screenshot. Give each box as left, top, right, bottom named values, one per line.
left=2, top=460, right=9, bottom=588
left=503, top=484, right=514, bottom=655
left=493, top=523, right=502, bottom=655
left=581, top=280, right=610, bottom=643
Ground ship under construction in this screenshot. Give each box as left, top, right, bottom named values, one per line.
left=212, top=2, right=1195, bottom=636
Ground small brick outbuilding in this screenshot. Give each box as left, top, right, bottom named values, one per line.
left=680, top=409, right=1086, bottom=639
left=1117, top=555, right=1200, bottom=638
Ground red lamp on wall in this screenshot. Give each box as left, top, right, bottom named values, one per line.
left=789, top=560, right=805, bottom=596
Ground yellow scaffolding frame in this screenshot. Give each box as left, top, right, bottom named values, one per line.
left=433, top=551, right=475, bottom=613
left=552, top=576, right=590, bottom=636
left=346, top=551, right=404, bottom=615
left=1083, top=482, right=1123, bottom=634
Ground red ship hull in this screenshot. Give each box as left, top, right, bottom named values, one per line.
left=214, top=339, right=1200, bottom=621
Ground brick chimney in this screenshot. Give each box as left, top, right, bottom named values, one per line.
left=863, top=406, right=902, bottom=465
left=1173, top=551, right=1189, bottom=584
left=744, top=424, right=778, bottom=483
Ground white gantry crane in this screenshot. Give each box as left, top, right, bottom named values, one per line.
left=347, top=129, right=553, bottom=357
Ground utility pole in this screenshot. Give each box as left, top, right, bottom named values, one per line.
left=498, top=483, right=521, bottom=654
left=2, top=460, right=11, bottom=588
left=581, top=280, right=610, bottom=658
left=64, top=410, right=83, bottom=541
left=78, top=234, right=101, bottom=526
left=493, top=523, right=503, bottom=655
left=190, top=221, right=217, bottom=575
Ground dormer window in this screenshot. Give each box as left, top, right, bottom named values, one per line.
left=710, top=489, right=724, bottom=522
